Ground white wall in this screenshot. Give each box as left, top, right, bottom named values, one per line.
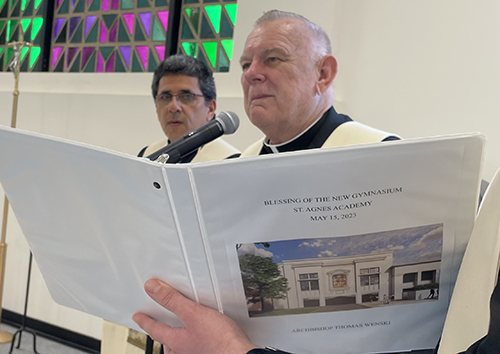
left=1, top=0, right=500, bottom=339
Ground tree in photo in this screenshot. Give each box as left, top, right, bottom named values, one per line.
left=239, top=253, right=289, bottom=313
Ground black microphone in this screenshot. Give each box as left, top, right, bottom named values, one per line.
left=146, top=111, right=239, bottom=163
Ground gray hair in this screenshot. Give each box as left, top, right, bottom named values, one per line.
left=255, top=9, right=331, bottom=61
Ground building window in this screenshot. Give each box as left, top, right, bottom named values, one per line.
left=421, top=270, right=436, bottom=282
left=403, top=272, right=417, bottom=283
left=1, top=0, right=238, bottom=72
left=360, top=267, right=379, bottom=286
left=332, top=273, right=346, bottom=288
left=299, top=273, right=319, bottom=291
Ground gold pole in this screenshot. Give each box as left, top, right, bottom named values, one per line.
left=0, top=29, right=31, bottom=343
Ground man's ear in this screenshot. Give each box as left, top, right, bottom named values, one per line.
left=207, top=99, right=217, bottom=122
left=315, top=55, right=338, bottom=95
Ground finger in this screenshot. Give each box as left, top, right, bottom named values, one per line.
left=144, top=279, right=198, bottom=322
left=132, top=312, right=176, bottom=343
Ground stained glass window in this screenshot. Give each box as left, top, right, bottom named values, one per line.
left=1, top=0, right=238, bottom=72
left=0, top=0, right=46, bottom=71
left=49, top=0, right=170, bottom=72
left=178, top=0, right=236, bottom=72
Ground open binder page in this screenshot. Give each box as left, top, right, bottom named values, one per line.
left=0, top=126, right=206, bottom=331
left=188, top=134, right=484, bottom=354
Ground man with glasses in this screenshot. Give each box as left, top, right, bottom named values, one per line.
left=138, top=54, right=239, bottom=162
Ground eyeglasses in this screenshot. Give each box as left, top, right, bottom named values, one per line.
left=155, top=92, right=205, bottom=106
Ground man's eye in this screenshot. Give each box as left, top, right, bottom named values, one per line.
left=180, top=93, right=195, bottom=101
left=160, top=94, right=172, bottom=101
left=241, top=62, right=251, bottom=71
left=267, top=57, right=279, bottom=63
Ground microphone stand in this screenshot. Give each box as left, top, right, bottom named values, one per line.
left=8, top=252, right=40, bottom=354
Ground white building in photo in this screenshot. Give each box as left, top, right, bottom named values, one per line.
left=274, top=252, right=440, bottom=310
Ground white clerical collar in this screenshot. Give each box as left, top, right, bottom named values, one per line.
left=264, top=113, right=325, bottom=153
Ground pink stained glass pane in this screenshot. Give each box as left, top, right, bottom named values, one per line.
left=106, top=52, right=115, bottom=72
left=101, top=0, right=108, bottom=10
left=53, top=18, right=65, bottom=40
left=57, top=0, right=63, bottom=7
left=120, top=46, right=131, bottom=68
left=100, top=22, right=107, bottom=42
left=139, top=13, right=151, bottom=37
left=109, top=22, right=117, bottom=42
left=155, top=46, right=165, bottom=61
left=96, top=52, right=104, bottom=72
left=111, top=0, right=118, bottom=9
left=85, top=16, right=97, bottom=36
left=81, top=47, right=94, bottom=69
left=52, top=46, right=63, bottom=69
left=157, top=11, right=168, bottom=31
left=123, top=14, right=134, bottom=35
left=66, top=47, right=79, bottom=69
left=136, top=46, right=148, bottom=70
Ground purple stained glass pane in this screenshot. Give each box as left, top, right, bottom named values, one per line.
left=102, top=0, right=109, bottom=10
left=136, top=46, right=148, bottom=70
left=111, top=0, right=118, bottom=9
left=106, top=52, right=115, bottom=72
left=53, top=18, right=65, bottom=40
left=120, top=46, right=131, bottom=68
left=139, top=13, right=151, bottom=37
left=123, top=14, right=134, bottom=35
left=87, top=0, right=91, bottom=4
left=157, top=11, right=168, bottom=31
left=85, top=16, right=97, bottom=36
left=97, top=52, right=104, bottom=72
left=57, top=0, right=63, bottom=7
left=69, top=17, right=81, bottom=38
left=109, top=22, right=117, bottom=42
left=155, top=46, right=165, bottom=61
left=66, top=47, right=79, bottom=69
left=100, top=22, right=107, bottom=42
left=71, top=0, right=76, bottom=8
left=52, top=47, right=63, bottom=69
left=81, top=47, right=94, bottom=69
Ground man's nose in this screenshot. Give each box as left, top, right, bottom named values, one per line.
left=243, top=61, right=265, bottom=83
left=169, top=96, right=182, bottom=112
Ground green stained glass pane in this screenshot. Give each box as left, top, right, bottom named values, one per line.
left=147, top=48, right=156, bottom=72
left=74, top=0, right=84, bottom=12
left=20, top=45, right=28, bottom=61
left=58, top=0, right=69, bottom=13
left=181, top=41, right=196, bottom=57
left=115, top=54, right=126, bottom=71
left=54, top=54, right=64, bottom=71
left=205, top=5, right=220, bottom=34
left=7, top=20, right=18, bottom=41
left=100, top=46, right=112, bottom=60
left=184, top=0, right=198, bottom=3
left=152, top=17, right=165, bottom=41
left=20, top=18, right=30, bottom=33
left=29, top=46, right=39, bottom=68
left=84, top=51, right=95, bottom=71
left=85, top=21, right=98, bottom=42
left=31, top=17, right=42, bottom=40
left=219, top=11, right=232, bottom=37
left=0, top=2, right=7, bottom=17
left=185, top=7, right=199, bottom=34
left=0, top=0, right=5, bottom=10
left=21, top=0, right=27, bottom=11
left=118, top=19, right=129, bottom=42
left=69, top=52, right=80, bottom=71
left=134, top=19, right=145, bottom=40
left=199, top=13, right=214, bottom=39
left=4, top=47, right=13, bottom=67
left=0, top=47, right=3, bottom=56
left=70, top=20, right=82, bottom=42
left=131, top=51, right=142, bottom=71
left=137, top=0, right=148, bottom=8
left=221, top=39, right=232, bottom=60
left=121, top=0, right=133, bottom=9
left=103, top=14, right=116, bottom=28
left=0, top=20, right=5, bottom=32
left=180, top=17, right=193, bottom=40
left=154, top=0, right=166, bottom=6
left=20, top=56, right=28, bottom=70
left=33, top=0, right=41, bottom=9
left=56, top=23, right=67, bottom=42
left=11, top=0, right=20, bottom=16
left=23, top=0, right=33, bottom=16
left=224, top=4, right=236, bottom=26
left=9, top=0, right=14, bottom=9
left=217, top=47, right=229, bottom=72
left=202, top=41, right=216, bottom=68
left=88, top=0, right=99, bottom=11
left=0, top=28, right=6, bottom=45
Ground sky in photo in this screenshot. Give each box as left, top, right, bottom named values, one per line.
left=238, top=224, right=443, bottom=266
